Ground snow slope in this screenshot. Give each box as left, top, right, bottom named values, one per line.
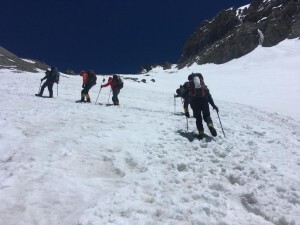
left=0, top=39, right=299, bottom=225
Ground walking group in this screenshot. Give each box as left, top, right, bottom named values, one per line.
left=35, top=68, right=124, bottom=106
left=36, top=68, right=223, bottom=139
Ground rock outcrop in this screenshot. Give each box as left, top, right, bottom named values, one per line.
left=0, top=46, right=49, bottom=72
left=178, top=0, right=300, bottom=68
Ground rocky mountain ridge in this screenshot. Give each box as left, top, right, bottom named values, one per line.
left=178, top=0, right=300, bottom=68
left=0, top=46, right=49, bottom=73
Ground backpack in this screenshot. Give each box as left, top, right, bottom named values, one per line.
left=114, top=75, right=124, bottom=89
left=49, top=67, right=60, bottom=83
left=176, top=82, right=189, bottom=98
left=87, top=70, right=97, bottom=85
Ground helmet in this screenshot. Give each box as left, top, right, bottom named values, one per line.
left=188, top=73, right=203, bottom=81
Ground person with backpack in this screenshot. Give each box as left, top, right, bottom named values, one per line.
left=35, top=67, right=60, bottom=98
left=101, top=74, right=123, bottom=105
left=78, top=70, right=97, bottom=103
left=174, top=81, right=191, bottom=117
left=188, top=73, right=219, bottom=139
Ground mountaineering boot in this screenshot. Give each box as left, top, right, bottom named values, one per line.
left=208, top=123, right=217, bottom=137
left=35, top=93, right=42, bottom=97
left=198, top=130, right=205, bottom=139
left=80, top=94, right=85, bottom=102
left=114, top=101, right=119, bottom=105
left=185, top=111, right=190, bottom=118
left=86, top=94, right=91, bottom=103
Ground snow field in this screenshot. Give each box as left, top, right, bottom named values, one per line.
left=0, top=39, right=300, bottom=225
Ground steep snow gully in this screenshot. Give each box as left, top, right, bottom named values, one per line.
left=0, top=70, right=299, bottom=225
left=1, top=39, right=300, bottom=225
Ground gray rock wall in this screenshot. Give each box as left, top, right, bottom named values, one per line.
left=178, top=0, right=300, bottom=69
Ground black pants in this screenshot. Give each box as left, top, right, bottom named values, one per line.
left=112, top=88, right=120, bottom=104
left=183, top=97, right=190, bottom=110
left=40, top=80, right=54, bottom=97
left=190, top=97, right=213, bottom=131
left=81, top=84, right=94, bottom=95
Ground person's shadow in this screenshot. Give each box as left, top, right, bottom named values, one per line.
left=174, top=112, right=184, bottom=116
left=99, top=103, right=114, bottom=106
left=176, top=130, right=214, bottom=142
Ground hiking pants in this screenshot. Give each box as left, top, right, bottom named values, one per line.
left=40, top=80, right=54, bottom=97
left=81, top=84, right=93, bottom=95
left=190, top=97, right=213, bottom=131
left=183, top=97, right=190, bottom=110
left=112, top=88, right=120, bottom=104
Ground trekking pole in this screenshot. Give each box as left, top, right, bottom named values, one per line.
left=95, top=87, right=102, bottom=105
left=37, top=81, right=42, bottom=94
left=174, top=95, right=176, bottom=114
left=95, top=78, right=105, bottom=105
left=57, top=83, right=58, bottom=97
left=107, top=89, right=112, bottom=103
left=217, top=111, right=225, bottom=138
left=186, top=117, right=189, bottom=131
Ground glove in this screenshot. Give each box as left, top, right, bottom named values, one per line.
left=100, top=85, right=103, bottom=88
left=185, top=111, right=190, bottom=118
left=213, top=105, right=219, bottom=113
left=82, top=84, right=85, bottom=88
left=41, top=79, right=43, bottom=82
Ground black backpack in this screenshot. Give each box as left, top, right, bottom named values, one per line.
left=176, top=82, right=189, bottom=98
left=113, top=75, right=124, bottom=89
left=49, top=67, right=60, bottom=83
left=87, top=70, right=97, bottom=85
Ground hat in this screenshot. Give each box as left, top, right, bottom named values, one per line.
left=188, top=73, right=194, bottom=81
left=195, top=73, right=203, bottom=80
left=188, top=73, right=203, bottom=81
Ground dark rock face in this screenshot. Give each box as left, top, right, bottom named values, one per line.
left=178, top=0, right=300, bottom=69
left=0, top=46, right=49, bottom=72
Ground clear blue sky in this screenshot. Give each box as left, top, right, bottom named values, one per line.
left=0, top=0, right=250, bottom=74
